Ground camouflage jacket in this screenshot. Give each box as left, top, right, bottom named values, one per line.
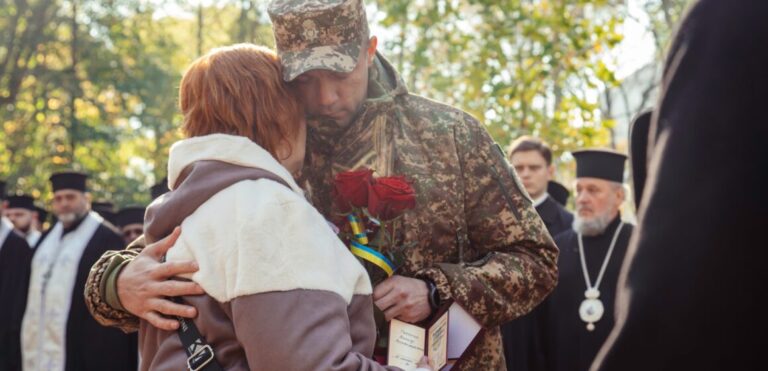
left=300, top=53, right=558, bottom=370
left=84, top=53, right=558, bottom=370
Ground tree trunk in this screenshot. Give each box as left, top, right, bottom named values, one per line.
left=0, top=0, right=55, bottom=106
left=237, top=0, right=248, bottom=42
left=68, top=0, right=79, bottom=162
left=604, top=90, right=617, bottom=149
left=660, top=0, right=675, bottom=30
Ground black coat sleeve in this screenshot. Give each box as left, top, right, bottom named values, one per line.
left=0, top=233, right=32, bottom=371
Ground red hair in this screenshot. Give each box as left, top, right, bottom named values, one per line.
left=179, top=44, right=303, bottom=157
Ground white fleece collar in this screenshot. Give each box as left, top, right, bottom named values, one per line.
left=167, top=134, right=304, bottom=195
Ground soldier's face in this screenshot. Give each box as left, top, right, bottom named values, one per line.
left=52, top=190, right=89, bottom=226
left=6, top=208, right=35, bottom=232
left=575, top=178, right=623, bottom=222
left=511, top=150, right=553, bottom=199
left=291, top=37, right=377, bottom=128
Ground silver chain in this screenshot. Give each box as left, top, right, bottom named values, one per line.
left=578, top=221, right=625, bottom=292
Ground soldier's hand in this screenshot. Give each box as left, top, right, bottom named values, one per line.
left=117, top=227, right=205, bottom=331
left=373, top=275, right=431, bottom=323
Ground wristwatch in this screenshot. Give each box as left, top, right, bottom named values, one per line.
left=424, top=279, right=441, bottom=312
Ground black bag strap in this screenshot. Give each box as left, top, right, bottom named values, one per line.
left=173, top=296, right=224, bottom=371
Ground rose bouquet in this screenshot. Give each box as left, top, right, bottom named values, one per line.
left=333, top=168, right=416, bottom=286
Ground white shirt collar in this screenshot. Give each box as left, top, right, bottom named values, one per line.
left=0, top=217, right=13, bottom=231
left=0, top=217, right=14, bottom=251
left=533, top=192, right=549, bottom=208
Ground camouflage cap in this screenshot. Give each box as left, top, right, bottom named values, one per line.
left=268, top=0, right=369, bottom=81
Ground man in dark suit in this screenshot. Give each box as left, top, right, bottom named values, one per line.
left=503, top=136, right=573, bottom=370
left=592, top=1, right=767, bottom=370
left=508, top=136, right=573, bottom=237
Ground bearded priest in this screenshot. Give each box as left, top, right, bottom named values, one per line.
left=537, top=149, right=634, bottom=371
left=21, top=172, right=137, bottom=371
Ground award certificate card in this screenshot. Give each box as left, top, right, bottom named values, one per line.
left=388, top=319, right=426, bottom=370
left=427, top=311, right=449, bottom=369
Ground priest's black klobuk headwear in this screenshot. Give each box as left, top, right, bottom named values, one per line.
left=50, top=171, right=88, bottom=192
left=150, top=177, right=169, bottom=200
left=572, top=149, right=627, bottom=183
left=6, top=195, right=35, bottom=210
left=116, top=206, right=145, bottom=227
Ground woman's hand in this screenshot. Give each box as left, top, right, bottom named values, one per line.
left=116, top=227, right=205, bottom=330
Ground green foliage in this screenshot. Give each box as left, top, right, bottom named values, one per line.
left=1, top=0, right=274, bottom=208
left=374, top=0, right=627, bottom=157
left=1, top=0, right=691, bottom=211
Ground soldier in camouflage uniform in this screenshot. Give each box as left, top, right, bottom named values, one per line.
left=84, top=1, right=558, bottom=369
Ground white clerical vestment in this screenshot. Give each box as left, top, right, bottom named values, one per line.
left=21, top=212, right=102, bottom=371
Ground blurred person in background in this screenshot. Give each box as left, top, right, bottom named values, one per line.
left=503, top=136, right=573, bottom=371
left=0, top=180, right=32, bottom=371
left=21, top=172, right=136, bottom=370
left=115, top=207, right=145, bottom=246
left=537, top=149, right=634, bottom=371
left=5, top=195, right=42, bottom=247
left=593, top=0, right=767, bottom=369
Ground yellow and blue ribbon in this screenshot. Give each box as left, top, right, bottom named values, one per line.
left=347, top=214, right=369, bottom=245
left=350, top=240, right=395, bottom=277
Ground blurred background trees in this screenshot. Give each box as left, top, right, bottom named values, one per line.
left=1, top=0, right=691, bottom=207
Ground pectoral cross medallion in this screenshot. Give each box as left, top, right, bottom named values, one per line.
left=579, top=288, right=604, bottom=331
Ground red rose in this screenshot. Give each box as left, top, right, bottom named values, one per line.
left=368, top=176, right=416, bottom=221
left=333, top=168, right=374, bottom=212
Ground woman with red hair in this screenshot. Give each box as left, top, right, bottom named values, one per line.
left=137, top=44, right=427, bottom=370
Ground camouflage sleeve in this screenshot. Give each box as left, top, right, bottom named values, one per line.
left=84, top=235, right=146, bottom=333
left=416, top=114, right=559, bottom=328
